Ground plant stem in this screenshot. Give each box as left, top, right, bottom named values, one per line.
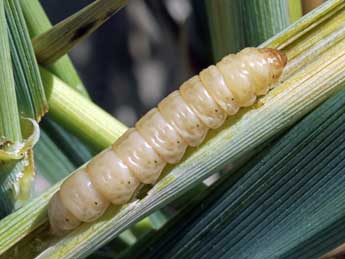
left=41, top=67, right=127, bottom=151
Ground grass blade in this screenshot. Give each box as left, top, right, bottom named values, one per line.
left=19, top=0, right=89, bottom=97
left=33, top=0, right=127, bottom=65
left=243, top=0, right=291, bottom=46
left=41, top=67, right=127, bottom=151
left=288, top=0, right=303, bottom=22
left=205, top=0, right=244, bottom=61
left=0, top=0, right=21, bottom=142
left=5, top=0, right=48, bottom=121
left=33, top=130, right=75, bottom=193
left=128, top=90, right=345, bottom=259
left=41, top=118, right=93, bottom=167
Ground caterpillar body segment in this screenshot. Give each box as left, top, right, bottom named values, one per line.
left=48, top=47, right=287, bottom=235
left=136, top=108, right=188, bottom=164
left=158, top=91, right=209, bottom=147
left=180, top=76, right=227, bottom=129
left=113, top=129, right=167, bottom=184
left=48, top=192, right=81, bottom=234
left=59, top=169, right=110, bottom=222
left=87, top=149, right=140, bottom=205
left=199, top=65, right=239, bottom=115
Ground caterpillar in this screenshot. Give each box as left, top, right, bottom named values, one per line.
left=48, top=47, right=287, bottom=235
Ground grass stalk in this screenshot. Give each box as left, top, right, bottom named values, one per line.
left=41, top=67, right=127, bottom=151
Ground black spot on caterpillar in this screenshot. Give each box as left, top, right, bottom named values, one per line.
left=48, top=47, right=287, bottom=235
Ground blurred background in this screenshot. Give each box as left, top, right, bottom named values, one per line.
left=41, top=0, right=211, bottom=126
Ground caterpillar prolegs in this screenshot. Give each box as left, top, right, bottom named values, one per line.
left=48, top=47, right=287, bottom=234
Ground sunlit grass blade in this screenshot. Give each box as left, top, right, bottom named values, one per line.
left=33, top=0, right=127, bottom=65
left=19, top=0, right=88, bottom=97
left=0, top=0, right=21, bottom=143
left=41, top=67, right=127, bottom=151
left=126, top=90, right=345, bottom=259
left=288, top=0, right=303, bottom=22
left=5, top=0, right=47, bottom=121
left=1, top=0, right=345, bottom=258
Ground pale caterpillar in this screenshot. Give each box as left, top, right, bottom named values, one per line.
left=48, top=47, right=287, bottom=234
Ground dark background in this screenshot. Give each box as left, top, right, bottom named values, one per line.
left=41, top=0, right=211, bottom=126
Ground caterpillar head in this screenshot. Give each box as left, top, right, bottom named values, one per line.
left=260, top=48, right=287, bottom=81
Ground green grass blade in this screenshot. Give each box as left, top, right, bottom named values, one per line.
left=243, top=0, right=291, bottom=46
left=41, top=118, right=93, bottom=166
left=5, top=0, right=48, bottom=121
left=205, top=0, right=244, bottom=61
left=129, top=90, right=345, bottom=259
left=0, top=159, right=27, bottom=217
left=33, top=0, right=127, bottom=65
left=288, top=0, right=303, bottom=22
left=41, top=67, right=127, bottom=151
left=0, top=1, right=345, bottom=257
left=0, top=0, right=21, bottom=142
left=33, top=129, right=75, bottom=190
left=19, top=0, right=89, bottom=97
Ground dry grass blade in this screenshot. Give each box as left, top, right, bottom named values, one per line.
left=33, top=0, right=127, bottom=65
left=302, top=0, right=325, bottom=14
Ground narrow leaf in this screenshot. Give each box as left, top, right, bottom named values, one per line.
left=41, top=118, right=93, bottom=167
left=205, top=0, right=244, bottom=61
left=19, top=0, right=89, bottom=97
left=130, top=90, right=345, bottom=259
left=0, top=0, right=21, bottom=142
left=33, top=129, right=75, bottom=195
left=288, top=0, right=303, bottom=22
left=33, top=0, right=127, bottom=65
left=41, top=67, right=127, bottom=151
left=5, top=0, right=48, bottom=121
left=243, top=0, right=291, bottom=46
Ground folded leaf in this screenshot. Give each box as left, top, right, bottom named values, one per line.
left=0, top=0, right=21, bottom=143
left=5, top=0, right=48, bottom=121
